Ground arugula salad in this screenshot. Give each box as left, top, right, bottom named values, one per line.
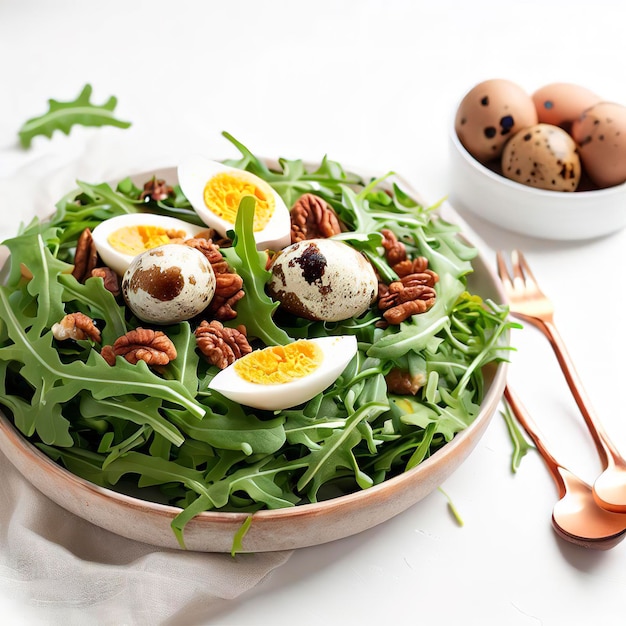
left=0, top=132, right=513, bottom=546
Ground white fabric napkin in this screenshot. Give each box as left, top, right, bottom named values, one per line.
left=0, top=451, right=292, bottom=625
left=0, top=128, right=293, bottom=625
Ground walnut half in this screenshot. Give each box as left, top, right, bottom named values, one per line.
left=51, top=312, right=101, bottom=343
left=195, top=320, right=251, bottom=369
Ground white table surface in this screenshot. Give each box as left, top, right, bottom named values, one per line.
left=1, top=1, right=625, bottom=624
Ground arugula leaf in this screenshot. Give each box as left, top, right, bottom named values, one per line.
left=105, top=451, right=212, bottom=498
left=2, top=233, right=70, bottom=335
left=18, top=84, right=131, bottom=148
left=297, top=400, right=388, bottom=500
left=201, top=456, right=305, bottom=510
left=222, top=131, right=362, bottom=206
left=501, top=401, right=534, bottom=473
left=0, top=286, right=204, bottom=445
left=59, top=274, right=128, bottom=344
left=166, top=400, right=286, bottom=456
left=221, top=196, right=291, bottom=345
left=230, top=515, right=253, bottom=556
left=164, top=323, right=200, bottom=396
left=80, top=395, right=185, bottom=448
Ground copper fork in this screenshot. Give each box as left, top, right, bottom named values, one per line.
left=496, top=249, right=626, bottom=513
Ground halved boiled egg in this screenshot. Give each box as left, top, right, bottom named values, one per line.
left=208, top=335, right=358, bottom=411
left=177, top=156, right=291, bottom=251
left=91, top=213, right=209, bottom=275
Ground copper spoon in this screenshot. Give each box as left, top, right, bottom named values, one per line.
left=504, top=386, right=626, bottom=550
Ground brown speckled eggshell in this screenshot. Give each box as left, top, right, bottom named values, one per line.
left=267, top=239, right=378, bottom=322
left=501, top=123, right=581, bottom=192
left=571, top=101, right=626, bottom=188
left=455, top=79, right=538, bottom=163
left=122, top=244, right=216, bottom=324
left=532, top=83, right=601, bottom=129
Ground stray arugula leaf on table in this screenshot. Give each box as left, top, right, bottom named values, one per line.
left=18, top=84, right=131, bottom=148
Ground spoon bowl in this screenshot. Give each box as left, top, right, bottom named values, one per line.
left=554, top=468, right=626, bottom=550
left=593, top=462, right=626, bottom=514
left=504, top=387, right=626, bottom=550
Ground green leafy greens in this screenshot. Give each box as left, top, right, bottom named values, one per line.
left=18, top=84, right=131, bottom=148
left=0, top=133, right=515, bottom=548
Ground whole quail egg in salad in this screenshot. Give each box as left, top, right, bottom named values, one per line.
left=0, top=131, right=513, bottom=547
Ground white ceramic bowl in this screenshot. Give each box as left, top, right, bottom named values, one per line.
left=0, top=167, right=509, bottom=553
left=448, top=122, right=626, bottom=240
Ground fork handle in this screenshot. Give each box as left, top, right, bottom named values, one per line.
left=523, top=315, right=621, bottom=469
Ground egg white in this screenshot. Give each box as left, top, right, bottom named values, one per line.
left=91, top=213, right=209, bottom=276
left=208, top=335, right=358, bottom=411
left=177, top=155, right=291, bottom=251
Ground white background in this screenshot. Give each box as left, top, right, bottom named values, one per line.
left=1, top=1, right=626, bottom=624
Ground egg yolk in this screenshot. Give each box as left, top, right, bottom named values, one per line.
left=107, top=225, right=186, bottom=256
left=203, top=172, right=275, bottom=232
left=234, top=340, right=323, bottom=385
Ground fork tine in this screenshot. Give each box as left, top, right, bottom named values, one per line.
left=510, top=249, right=525, bottom=282
left=495, top=250, right=513, bottom=286
left=513, top=249, right=539, bottom=288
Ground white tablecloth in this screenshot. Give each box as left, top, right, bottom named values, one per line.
left=1, top=1, right=626, bottom=624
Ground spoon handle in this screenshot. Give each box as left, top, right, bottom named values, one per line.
left=532, top=317, right=622, bottom=469
left=504, top=386, right=567, bottom=498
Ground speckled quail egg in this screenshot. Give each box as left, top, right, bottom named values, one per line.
left=532, top=82, right=601, bottom=129
left=571, top=101, right=626, bottom=188
left=208, top=335, right=358, bottom=410
left=122, top=244, right=216, bottom=324
left=178, top=156, right=291, bottom=251
left=267, top=238, right=378, bottom=322
left=92, top=213, right=209, bottom=276
left=455, top=78, right=538, bottom=163
left=501, top=123, right=581, bottom=191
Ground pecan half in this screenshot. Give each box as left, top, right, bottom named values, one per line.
left=385, top=368, right=426, bottom=395
left=185, top=238, right=245, bottom=319
left=72, top=228, right=98, bottom=282
left=101, top=328, right=177, bottom=366
left=51, top=312, right=101, bottom=343
left=393, top=257, right=430, bottom=277
left=91, top=266, right=121, bottom=297
left=195, top=320, right=252, bottom=369
left=378, top=275, right=437, bottom=324
left=290, top=193, right=342, bottom=243
left=380, top=228, right=406, bottom=267
left=377, top=231, right=439, bottom=325
left=214, top=273, right=244, bottom=299
left=208, top=288, right=246, bottom=321
left=396, top=270, right=439, bottom=289
left=184, top=238, right=230, bottom=274
left=140, top=177, right=175, bottom=202
left=380, top=288, right=437, bottom=324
